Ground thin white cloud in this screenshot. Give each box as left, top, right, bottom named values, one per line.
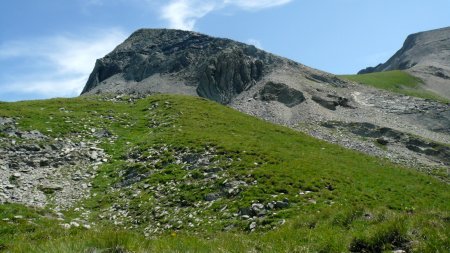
left=161, top=0, right=218, bottom=31
left=160, top=0, right=293, bottom=30
left=224, top=0, right=292, bottom=9
left=0, top=28, right=127, bottom=99
left=246, top=38, right=263, bottom=49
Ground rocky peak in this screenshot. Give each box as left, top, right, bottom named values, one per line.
left=359, top=27, right=450, bottom=74
left=358, top=27, right=450, bottom=99
left=81, top=29, right=286, bottom=104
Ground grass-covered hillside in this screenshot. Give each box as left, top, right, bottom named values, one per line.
left=340, top=70, right=449, bottom=103
left=0, top=94, right=449, bottom=252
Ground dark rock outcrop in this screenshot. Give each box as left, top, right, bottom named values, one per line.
left=311, top=94, right=354, bottom=111
left=197, top=49, right=264, bottom=104
left=259, top=82, right=305, bottom=107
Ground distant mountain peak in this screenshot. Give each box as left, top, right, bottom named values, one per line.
left=358, top=26, right=450, bottom=99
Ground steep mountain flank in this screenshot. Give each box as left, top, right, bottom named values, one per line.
left=81, top=29, right=450, bottom=171
left=359, top=27, right=450, bottom=99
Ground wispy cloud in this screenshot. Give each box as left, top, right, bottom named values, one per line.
left=160, top=0, right=293, bottom=30
left=246, top=38, right=263, bottom=49
left=0, top=28, right=127, bottom=100
left=224, top=0, right=293, bottom=10
left=161, top=0, right=218, bottom=31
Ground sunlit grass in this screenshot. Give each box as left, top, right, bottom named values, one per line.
left=340, top=70, right=449, bottom=103
left=0, top=94, right=448, bottom=252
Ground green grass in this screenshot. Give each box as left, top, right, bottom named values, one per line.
left=340, top=70, right=450, bottom=103
left=0, top=94, right=449, bottom=252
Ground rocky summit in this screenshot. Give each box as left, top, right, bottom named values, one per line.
left=81, top=29, right=284, bottom=104
left=359, top=26, right=450, bottom=99
left=82, top=28, right=450, bottom=172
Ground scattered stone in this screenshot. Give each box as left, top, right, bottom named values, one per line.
left=61, top=223, right=71, bottom=229
left=275, top=199, right=289, bottom=209
left=376, top=138, right=389, bottom=145
left=205, top=193, right=221, bottom=201
left=93, top=129, right=112, bottom=138
left=69, top=221, right=80, bottom=228
left=39, top=184, right=63, bottom=194
left=308, top=199, right=317, bottom=204
left=89, top=151, right=99, bottom=161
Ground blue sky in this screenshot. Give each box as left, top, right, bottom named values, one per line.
left=1, top=0, right=449, bottom=101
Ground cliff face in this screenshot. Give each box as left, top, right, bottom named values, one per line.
left=359, top=27, right=450, bottom=99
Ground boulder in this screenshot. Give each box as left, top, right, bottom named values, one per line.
left=259, top=82, right=305, bottom=107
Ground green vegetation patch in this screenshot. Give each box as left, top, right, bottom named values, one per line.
left=340, top=70, right=449, bottom=103
left=0, top=94, right=449, bottom=252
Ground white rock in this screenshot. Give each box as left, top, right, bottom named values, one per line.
left=69, top=221, right=80, bottom=227
left=61, top=223, right=71, bottom=229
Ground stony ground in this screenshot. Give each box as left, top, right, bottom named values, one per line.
left=231, top=65, right=450, bottom=177
left=0, top=116, right=108, bottom=209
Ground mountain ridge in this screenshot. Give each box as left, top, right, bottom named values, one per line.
left=80, top=28, right=450, bottom=171
left=81, top=29, right=348, bottom=104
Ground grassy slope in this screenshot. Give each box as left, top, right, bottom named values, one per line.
left=0, top=94, right=449, bottom=252
left=340, top=70, right=450, bottom=103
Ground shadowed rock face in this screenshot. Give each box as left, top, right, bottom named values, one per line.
left=259, top=82, right=305, bottom=107
left=197, top=49, right=264, bottom=104
left=358, top=27, right=450, bottom=99
left=81, top=29, right=282, bottom=104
